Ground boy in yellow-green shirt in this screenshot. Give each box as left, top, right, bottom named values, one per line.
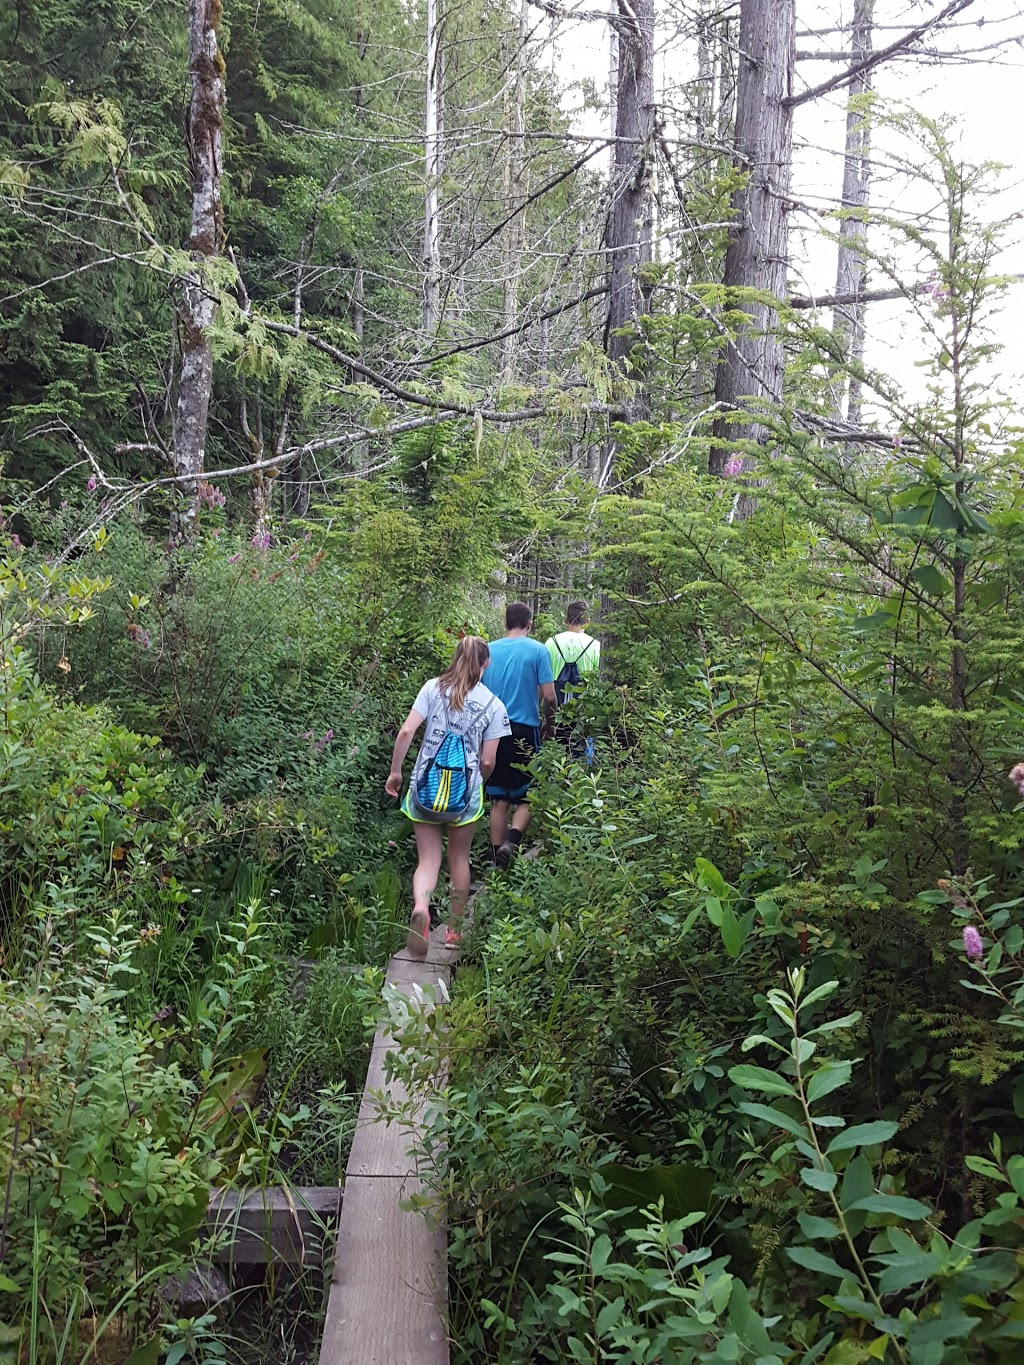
left=545, top=601, right=599, bottom=759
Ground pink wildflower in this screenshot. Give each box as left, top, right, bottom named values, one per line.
left=87, top=475, right=97, bottom=491
left=10, top=534, right=21, bottom=549
left=199, top=481, right=226, bottom=510
left=251, top=530, right=271, bottom=552
left=227, top=552, right=241, bottom=565
left=722, top=457, right=744, bottom=478
left=924, top=272, right=949, bottom=302
left=1009, top=763, right=1024, bottom=799
left=963, top=925, right=984, bottom=961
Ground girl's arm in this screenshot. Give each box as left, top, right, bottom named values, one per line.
left=385, top=708, right=425, bottom=796
left=480, top=737, right=499, bottom=782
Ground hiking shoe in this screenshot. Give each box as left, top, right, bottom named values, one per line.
left=494, top=841, right=515, bottom=870
left=406, top=908, right=429, bottom=959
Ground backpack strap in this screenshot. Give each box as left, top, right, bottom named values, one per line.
left=556, top=635, right=593, bottom=667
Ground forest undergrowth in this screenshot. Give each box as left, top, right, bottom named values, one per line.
left=3, top=2, right=1024, bottom=1357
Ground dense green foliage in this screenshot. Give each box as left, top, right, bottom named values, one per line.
left=2, top=0, right=1024, bottom=1360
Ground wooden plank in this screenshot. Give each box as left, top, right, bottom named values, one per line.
left=346, top=1050, right=442, bottom=1179
left=205, top=1186, right=340, bottom=1265
left=384, top=955, right=451, bottom=990
left=319, top=1173, right=448, bottom=1365
left=319, top=914, right=454, bottom=1365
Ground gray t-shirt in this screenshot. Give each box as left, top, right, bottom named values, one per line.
left=410, top=679, right=510, bottom=804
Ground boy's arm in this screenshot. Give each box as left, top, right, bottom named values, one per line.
left=538, top=647, right=556, bottom=739
left=540, top=682, right=556, bottom=739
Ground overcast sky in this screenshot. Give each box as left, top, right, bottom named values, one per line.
left=550, top=0, right=1024, bottom=409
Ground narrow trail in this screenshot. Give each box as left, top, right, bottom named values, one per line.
left=317, top=916, right=460, bottom=1364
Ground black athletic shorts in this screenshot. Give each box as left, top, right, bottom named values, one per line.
left=485, top=722, right=541, bottom=801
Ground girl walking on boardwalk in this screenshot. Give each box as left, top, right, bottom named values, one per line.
left=385, top=636, right=510, bottom=957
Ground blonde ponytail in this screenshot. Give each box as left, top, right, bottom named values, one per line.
left=438, top=635, right=490, bottom=712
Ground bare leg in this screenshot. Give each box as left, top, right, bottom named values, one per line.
left=408, top=823, right=443, bottom=958
left=511, top=803, right=531, bottom=836
left=489, top=798, right=510, bottom=847
left=446, top=820, right=476, bottom=935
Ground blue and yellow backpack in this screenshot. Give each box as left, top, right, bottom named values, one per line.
left=411, top=694, right=491, bottom=822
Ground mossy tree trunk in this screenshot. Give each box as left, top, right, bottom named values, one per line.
left=171, top=0, right=225, bottom=546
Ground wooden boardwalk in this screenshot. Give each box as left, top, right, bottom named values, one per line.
left=318, top=922, right=456, bottom=1365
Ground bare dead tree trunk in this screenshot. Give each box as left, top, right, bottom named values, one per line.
left=423, top=0, right=442, bottom=334
left=716, top=9, right=737, bottom=147
left=171, top=0, right=225, bottom=545
left=499, top=0, right=530, bottom=381
left=711, top=0, right=794, bottom=483
left=832, top=0, right=874, bottom=425
left=601, top=0, right=655, bottom=483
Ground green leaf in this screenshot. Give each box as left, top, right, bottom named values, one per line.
left=727, top=1279, right=774, bottom=1353
left=595, top=1296, right=625, bottom=1336
left=929, top=492, right=962, bottom=532
left=0, top=1276, right=19, bottom=1294
left=852, top=611, right=897, bottom=633
left=721, top=901, right=744, bottom=958
left=807, top=1061, right=853, bottom=1104
left=839, top=1154, right=873, bottom=1216
left=799, top=980, right=840, bottom=1010
left=729, top=1064, right=796, bottom=1098
left=695, top=857, right=731, bottom=899
left=986, top=1319, right=1024, bottom=1339
left=801, top=1166, right=838, bottom=1192
left=807, top=1012, right=862, bottom=1038
left=906, top=1314, right=979, bottom=1345
left=797, top=1213, right=842, bottom=1241
left=910, top=564, right=950, bottom=597
left=826, top=1121, right=898, bottom=1155
left=738, top=1101, right=806, bottom=1140
left=590, top=1234, right=612, bottom=1276
left=787, top=1246, right=849, bottom=1279
left=124, top=1340, right=162, bottom=1365
left=818, top=1339, right=873, bottom=1365
left=877, top=1250, right=944, bottom=1296
left=850, top=1194, right=931, bottom=1220
left=1006, top=1155, right=1024, bottom=1200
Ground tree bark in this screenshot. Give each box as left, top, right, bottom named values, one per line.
left=423, top=0, right=442, bottom=334
left=499, top=0, right=530, bottom=381
left=832, top=0, right=874, bottom=425
left=602, top=0, right=655, bottom=479
left=171, top=0, right=225, bottom=545
left=711, top=0, right=794, bottom=480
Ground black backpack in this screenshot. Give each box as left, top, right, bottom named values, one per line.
left=553, top=637, right=595, bottom=707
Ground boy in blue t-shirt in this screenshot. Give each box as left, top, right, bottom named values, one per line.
left=482, top=601, right=556, bottom=867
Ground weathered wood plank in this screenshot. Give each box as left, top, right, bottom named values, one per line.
left=319, top=1173, right=447, bottom=1364
left=385, top=955, right=452, bottom=988
left=205, top=1186, right=340, bottom=1265
left=319, top=917, right=452, bottom=1365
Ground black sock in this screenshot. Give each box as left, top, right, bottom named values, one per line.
left=507, top=828, right=523, bottom=848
